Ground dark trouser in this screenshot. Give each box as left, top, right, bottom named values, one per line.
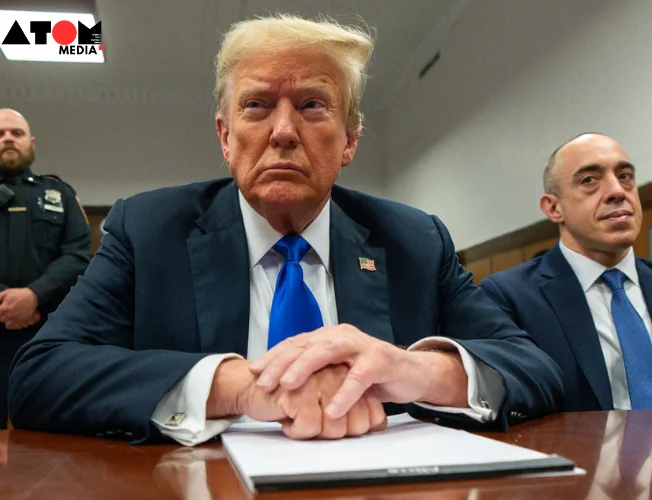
left=0, top=325, right=39, bottom=429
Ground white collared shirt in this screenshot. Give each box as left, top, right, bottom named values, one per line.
left=242, top=192, right=338, bottom=359
left=559, top=242, right=652, bottom=409
left=152, top=191, right=503, bottom=446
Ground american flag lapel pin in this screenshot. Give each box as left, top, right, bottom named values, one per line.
left=359, top=257, right=377, bottom=272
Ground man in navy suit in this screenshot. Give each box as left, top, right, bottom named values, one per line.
left=481, top=133, right=652, bottom=412
left=8, top=14, right=562, bottom=444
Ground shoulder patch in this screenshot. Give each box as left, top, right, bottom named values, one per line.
left=75, top=195, right=90, bottom=226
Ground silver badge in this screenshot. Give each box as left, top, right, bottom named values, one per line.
left=43, top=189, right=64, bottom=213
left=44, top=189, right=62, bottom=205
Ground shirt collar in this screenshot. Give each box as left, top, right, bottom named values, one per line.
left=238, top=190, right=331, bottom=270
left=559, top=241, right=639, bottom=292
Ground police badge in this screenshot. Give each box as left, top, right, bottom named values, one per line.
left=43, top=189, right=64, bottom=213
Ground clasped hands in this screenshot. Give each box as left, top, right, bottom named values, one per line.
left=207, top=324, right=468, bottom=440
left=0, top=288, right=40, bottom=330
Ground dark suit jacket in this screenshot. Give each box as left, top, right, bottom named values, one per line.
left=480, top=244, right=652, bottom=412
left=8, top=180, right=563, bottom=442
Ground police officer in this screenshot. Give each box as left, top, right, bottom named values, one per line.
left=0, top=108, right=91, bottom=428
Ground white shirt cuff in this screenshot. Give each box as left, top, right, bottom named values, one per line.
left=151, top=353, right=243, bottom=446
left=407, top=337, right=505, bottom=423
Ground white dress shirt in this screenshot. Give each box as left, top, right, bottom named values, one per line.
left=152, top=192, right=503, bottom=445
left=559, top=242, right=652, bottom=409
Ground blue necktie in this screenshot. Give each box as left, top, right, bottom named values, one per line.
left=268, top=234, right=323, bottom=349
left=602, top=269, right=652, bottom=409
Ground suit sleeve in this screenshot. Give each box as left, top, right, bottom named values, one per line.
left=478, top=275, right=519, bottom=321
left=27, top=183, right=92, bottom=309
left=8, top=198, right=210, bottom=443
left=406, top=216, right=564, bottom=430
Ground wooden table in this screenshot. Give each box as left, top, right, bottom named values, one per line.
left=0, top=410, right=650, bottom=499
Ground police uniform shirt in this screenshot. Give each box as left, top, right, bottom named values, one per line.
left=0, top=167, right=91, bottom=309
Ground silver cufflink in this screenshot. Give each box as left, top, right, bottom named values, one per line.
left=165, top=412, right=186, bottom=427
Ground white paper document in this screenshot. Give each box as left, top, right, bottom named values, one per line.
left=222, top=413, right=576, bottom=493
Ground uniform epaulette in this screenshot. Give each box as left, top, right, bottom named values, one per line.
left=39, top=174, right=77, bottom=193
left=39, top=174, right=63, bottom=182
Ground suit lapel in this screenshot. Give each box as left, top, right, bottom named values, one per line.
left=636, top=259, right=652, bottom=318
left=330, top=201, right=394, bottom=344
left=540, top=246, right=613, bottom=409
left=187, top=181, right=250, bottom=356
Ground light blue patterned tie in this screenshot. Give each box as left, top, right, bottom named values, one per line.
left=267, top=234, right=323, bottom=349
left=602, top=269, right=652, bottom=409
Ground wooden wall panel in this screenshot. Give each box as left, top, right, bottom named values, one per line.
left=523, top=237, right=559, bottom=260
left=633, top=208, right=652, bottom=259
left=491, top=249, right=524, bottom=273
left=87, top=214, right=105, bottom=254
left=466, top=258, right=492, bottom=284
left=458, top=219, right=557, bottom=265
left=83, top=206, right=110, bottom=254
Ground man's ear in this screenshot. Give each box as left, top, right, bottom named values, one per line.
left=216, top=116, right=230, bottom=164
left=540, top=193, right=564, bottom=224
left=341, top=131, right=359, bottom=168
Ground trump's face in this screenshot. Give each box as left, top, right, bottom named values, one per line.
left=217, top=47, right=358, bottom=219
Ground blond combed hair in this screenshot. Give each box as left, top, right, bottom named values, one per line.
left=214, top=14, right=375, bottom=134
